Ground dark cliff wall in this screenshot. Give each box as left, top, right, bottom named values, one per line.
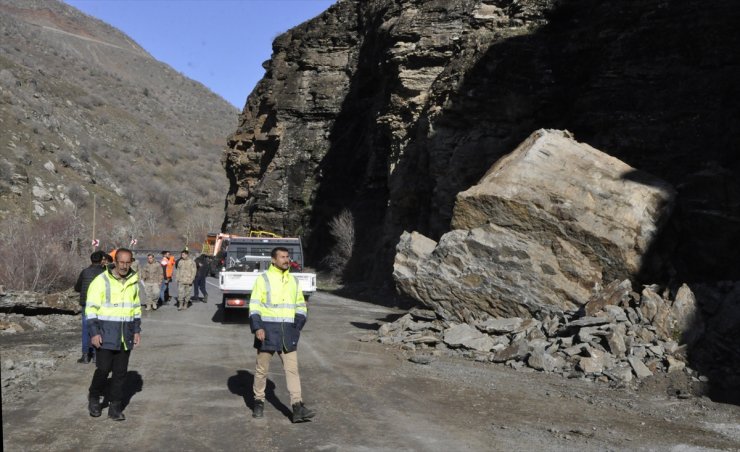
left=224, top=0, right=740, bottom=285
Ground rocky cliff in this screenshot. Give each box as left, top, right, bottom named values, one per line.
left=224, top=0, right=740, bottom=285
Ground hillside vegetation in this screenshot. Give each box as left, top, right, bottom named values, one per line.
left=0, top=0, right=238, bottom=262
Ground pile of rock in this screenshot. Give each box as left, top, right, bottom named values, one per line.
left=369, top=279, right=701, bottom=385
left=0, top=288, right=80, bottom=405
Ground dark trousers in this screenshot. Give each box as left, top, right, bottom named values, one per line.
left=88, top=348, right=131, bottom=402
left=193, top=275, right=207, bottom=298
left=81, top=313, right=94, bottom=356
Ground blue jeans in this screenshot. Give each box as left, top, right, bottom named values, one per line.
left=81, top=313, right=94, bottom=356
left=159, top=280, right=168, bottom=302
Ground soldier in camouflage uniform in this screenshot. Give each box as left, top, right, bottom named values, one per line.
left=175, top=250, right=197, bottom=311
left=140, top=254, right=162, bottom=311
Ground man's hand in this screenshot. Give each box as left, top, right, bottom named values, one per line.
left=134, top=333, right=141, bottom=347
left=255, top=329, right=265, bottom=341
left=91, top=334, right=102, bottom=348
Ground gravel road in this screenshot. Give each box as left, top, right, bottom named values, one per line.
left=3, top=279, right=740, bottom=451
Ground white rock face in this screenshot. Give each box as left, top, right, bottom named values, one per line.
left=32, top=200, right=45, bottom=216
left=394, top=129, right=675, bottom=321
left=32, top=185, right=52, bottom=201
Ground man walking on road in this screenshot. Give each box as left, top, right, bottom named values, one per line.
left=140, top=253, right=161, bottom=311
left=85, top=248, right=142, bottom=421
left=193, top=253, right=209, bottom=302
left=73, top=250, right=105, bottom=364
left=249, top=246, right=315, bottom=423
left=175, top=249, right=196, bottom=311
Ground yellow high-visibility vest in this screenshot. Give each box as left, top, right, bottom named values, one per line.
left=86, top=269, right=141, bottom=350
left=249, top=265, right=306, bottom=322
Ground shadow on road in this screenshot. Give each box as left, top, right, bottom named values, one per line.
left=120, top=371, right=143, bottom=409
left=211, top=303, right=250, bottom=325
left=227, top=370, right=292, bottom=419
left=350, top=321, right=380, bottom=330
left=376, top=313, right=406, bottom=323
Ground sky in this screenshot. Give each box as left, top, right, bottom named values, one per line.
left=64, top=0, right=337, bottom=109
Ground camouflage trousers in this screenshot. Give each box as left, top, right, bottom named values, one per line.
left=143, top=283, right=160, bottom=310
left=177, top=282, right=193, bottom=309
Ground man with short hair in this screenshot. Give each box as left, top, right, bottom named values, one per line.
left=86, top=248, right=142, bottom=421
left=193, top=253, right=210, bottom=302
left=73, top=250, right=106, bottom=364
left=250, top=246, right=315, bottom=423
left=175, top=250, right=196, bottom=311
left=159, top=251, right=175, bottom=304
left=101, top=253, right=113, bottom=269
left=140, top=253, right=161, bottom=311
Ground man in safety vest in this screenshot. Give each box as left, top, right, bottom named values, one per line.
left=249, top=246, right=315, bottom=423
left=85, top=248, right=142, bottom=421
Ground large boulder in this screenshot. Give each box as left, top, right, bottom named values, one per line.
left=394, top=129, right=675, bottom=322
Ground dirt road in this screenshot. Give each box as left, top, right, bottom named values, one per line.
left=3, top=281, right=740, bottom=451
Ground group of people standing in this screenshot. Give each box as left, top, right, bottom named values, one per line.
left=138, top=249, right=208, bottom=312
left=71, top=245, right=314, bottom=424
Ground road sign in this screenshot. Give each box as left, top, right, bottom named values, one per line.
left=130, top=238, right=138, bottom=246
left=92, top=239, right=99, bottom=247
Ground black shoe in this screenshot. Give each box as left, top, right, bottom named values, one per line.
left=252, top=400, right=264, bottom=418
left=203, top=295, right=208, bottom=303
left=108, top=401, right=126, bottom=421
left=88, top=395, right=102, bottom=417
left=291, top=401, right=315, bottom=423
left=77, top=353, right=90, bottom=364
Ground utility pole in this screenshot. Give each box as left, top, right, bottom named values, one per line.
left=91, top=193, right=96, bottom=249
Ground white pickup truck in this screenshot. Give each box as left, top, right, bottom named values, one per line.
left=218, top=237, right=317, bottom=312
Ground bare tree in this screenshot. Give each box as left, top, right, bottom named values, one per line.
left=322, top=209, right=355, bottom=280
left=137, top=207, right=159, bottom=237
left=0, top=212, right=87, bottom=292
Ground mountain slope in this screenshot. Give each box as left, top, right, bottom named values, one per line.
left=0, top=0, right=238, bottom=247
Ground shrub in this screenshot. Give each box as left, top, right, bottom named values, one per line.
left=322, top=209, right=355, bottom=280
left=67, top=185, right=88, bottom=208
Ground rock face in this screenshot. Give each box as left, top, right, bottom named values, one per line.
left=223, top=0, right=740, bottom=285
left=394, top=130, right=674, bottom=321
left=0, top=290, right=80, bottom=313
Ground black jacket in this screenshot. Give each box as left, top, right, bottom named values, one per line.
left=195, top=255, right=210, bottom=279
left=74, top=264, right=104, bottom=306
